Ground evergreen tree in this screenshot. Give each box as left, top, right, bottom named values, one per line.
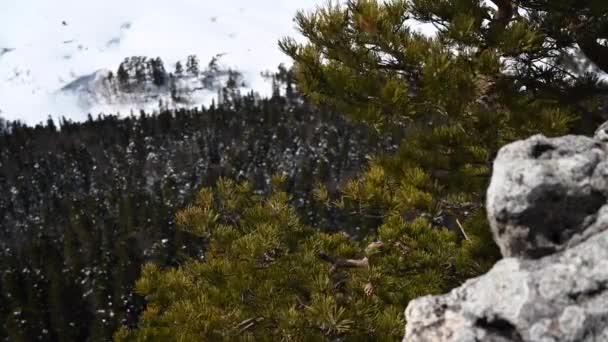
left=117, top=62, right=129, bottom=89
left=169, top=74, right=179, bottom=103
left=275, top=63, right=297, bottom=100
left=134, top=57, right=148, bottom=85
left=151, top=57, right=167, bottom=87
left=0, top=82, right=380, bottom=341
left=117, top=178, right=410, bottom=341
left=261, top=70, right=281, bottom=98
left=120, top=1, right=607, bottom=340
left=220, top=70, right=243, bottom=107
left=46, top=116, right=56, bottom=132
left=185, top=55, right=200, bottom=76
left=174, top=61, right=184, bottom=78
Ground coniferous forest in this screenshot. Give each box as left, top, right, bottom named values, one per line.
left=3, top=0, right=608, bottom=341
left=0, top=74, right=395, bottom=341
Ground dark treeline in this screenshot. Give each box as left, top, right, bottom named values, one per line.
left=0, top=87, right=394, bottom=341
left=106, top=54, right=243, bottom=106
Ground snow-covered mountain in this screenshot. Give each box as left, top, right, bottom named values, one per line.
left=59, top=54, right=248, bottom=116
left=0, top=0, right=322, bottom=125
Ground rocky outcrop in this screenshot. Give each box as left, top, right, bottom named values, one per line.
left=486, top=134, right=608, bottom=258
left=403, top=226, right=608, bottom=342
left=404, top=128, right=608, bottom=341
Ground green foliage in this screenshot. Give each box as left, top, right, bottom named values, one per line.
left=0, top=84, right=380, bottom=341
left=117, top=179, right=489, bottom=341
left=121, top=0, right=608, bottom=340
left=276, top=0, right=583, bottom=250
left=281, top=0, right=607, bottom=132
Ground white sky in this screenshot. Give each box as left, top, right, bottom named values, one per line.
left=0, top=0, right=323, bottom=124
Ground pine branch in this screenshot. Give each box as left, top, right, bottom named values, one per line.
left=331, top=257, right=368, bottom=276
left=482, top=0, right=514, bottom=49
left=456, top=218, right=470, bottom=241
left=567, top=15, right=608, bottom=74
left=318, top=241, right=383, bottom=274
left=318, top=252, right=369, bottom=274
left=576, top=35, right=608, bottom=74
left=236, top=317, right=264, bottom=334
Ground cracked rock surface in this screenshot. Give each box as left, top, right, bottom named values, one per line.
left=403, top=130, right=608, bottom=341
left=404, top=230, right=608, bottom=342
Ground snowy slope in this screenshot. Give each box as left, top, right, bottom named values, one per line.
left=0, top=0, right=322, bottom=125
left=59, top=54, right=249, bottom=116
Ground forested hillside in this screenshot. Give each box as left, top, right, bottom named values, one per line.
left=3, top=0, right=608, bottom=341
left=0, top=79, right=390, bottom=341
left=61, top=54, right=246, bottom=113
left=118, top=0, right=608, bottom=340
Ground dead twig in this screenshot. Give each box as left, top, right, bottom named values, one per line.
left=456, top=218, right=470, bottom=241
left=236, top=316, right=264, bottom=334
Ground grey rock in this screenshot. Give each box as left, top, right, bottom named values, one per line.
left=594, top=121, right=608, bottom=142
left=486, top=134, right=608, bottom=258
left=403, top=228, right=608, bottom=342
left=403, top=128, right=608, bottom=341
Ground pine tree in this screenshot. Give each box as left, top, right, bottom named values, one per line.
left=117, top=62, right=129, bottom=90
left=1, top=89, right=381, bottom=341
left=116, top=2, right=578, bottom=340
left=220, top=70, right=243, bottom=107
left=174, top=61, right=184, bottom=78
left=151, top=57, right=167, bottom=87
left=169, top=74, right=179, bottom=103
left=46, top=116, right=56, bottom=132
left=119, top=1, right=607, bottom=340
left=134, top=57, right=148, bottom=86
left=275, top=0, right=596, bottom=246
left=116, top=178, right=410, bottom=341
left=185, top=55, right=200, bottom=76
